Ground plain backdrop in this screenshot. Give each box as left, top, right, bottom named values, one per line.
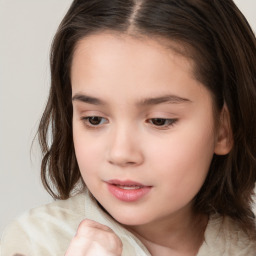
left=0, top=0, right=256, bottom=236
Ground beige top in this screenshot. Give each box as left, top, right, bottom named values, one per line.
left=1, top=190, right=256, bottom=256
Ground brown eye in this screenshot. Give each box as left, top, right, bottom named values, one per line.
left=88, top=116, right=103, bottom=125
left=82, top=116, right=108, bottom=127
left=151, top=118, right=167, bottom=126
left=149, top=118, right=177, bottom=127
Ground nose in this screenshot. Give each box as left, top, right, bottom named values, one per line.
left=107, top=125, right=144, bottom=167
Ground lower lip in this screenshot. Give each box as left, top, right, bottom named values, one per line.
left=107, top=184, right=152, bottom=202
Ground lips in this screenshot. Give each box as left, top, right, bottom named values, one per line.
left=106, top=180, right=152, bottom=202
left=115, top=185, right=142, bottom=189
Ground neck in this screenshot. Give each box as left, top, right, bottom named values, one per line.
left=124, top=208, right=208, bottom=256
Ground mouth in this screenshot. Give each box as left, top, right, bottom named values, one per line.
left=106, top=179, right=152, bottom=202
left=107, top=179, right=147, bottom=186
left=114, top=185, right=143, bottom=190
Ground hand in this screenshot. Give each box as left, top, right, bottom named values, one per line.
left=65, top=219, right=123, bottom=256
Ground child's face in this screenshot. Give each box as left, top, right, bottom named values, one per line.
left=71, top=32, right=218, bottom=226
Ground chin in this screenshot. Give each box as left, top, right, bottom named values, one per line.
left=95, top=195, right=154, bottom=226
left=108, top=209, right=152, bottom=226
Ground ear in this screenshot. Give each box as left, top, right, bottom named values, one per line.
left=214, top=104, right=233, bottom=155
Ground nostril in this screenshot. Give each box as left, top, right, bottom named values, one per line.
left=127, top=161, right=137, bottom=165
left=108, top=159, right=137, bottom=167
left=107, top=133, right=144, bottom=166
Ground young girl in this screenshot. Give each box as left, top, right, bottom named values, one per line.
left=1, top=0, right=256, bottom=255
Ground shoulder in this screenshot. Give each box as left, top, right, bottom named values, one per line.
left=9, top=191, right=86, bottom=233
left=198, top=214, right=256, bottom=256
left=1, top=192, right=86, bottom=256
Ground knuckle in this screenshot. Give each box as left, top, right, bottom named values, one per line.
left=107, top=232, right=123, bottom=248
left=76, top=219, right=96, bottom=236
left=79, top=219, right=93, bottom=227
left=74, top=220, right=123, bottom=254
left=69, top=236, right=89, bottom=249
left=86, top=228, right=98, bottom=237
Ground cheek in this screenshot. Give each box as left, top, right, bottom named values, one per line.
left=148, top=123, right=215, bottom=195
left=73, top=125, right=103, bottom=177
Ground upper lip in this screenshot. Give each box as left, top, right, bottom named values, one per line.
left=106, top=179, right=150, bottom=187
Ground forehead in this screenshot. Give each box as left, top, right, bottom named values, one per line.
left=71, top=31, right=195, bottom=79
left=70, top=32, right=209, bottom=107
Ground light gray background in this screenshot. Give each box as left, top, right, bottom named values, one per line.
left=0, top=0, right=255, bottom=236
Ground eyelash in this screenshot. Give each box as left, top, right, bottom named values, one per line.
left=81, top=116, right=108, bottom=129
left=81, top=116, right=178, bottom=129
left=147, top=118, right=178, bottom=129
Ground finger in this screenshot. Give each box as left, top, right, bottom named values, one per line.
left=66, top=227, right=123, bottom=256
left=71, top=219, right=123, bottom=256
left=77, top=219, right=113, bottom=235
left=65, top=236, right=91, bottom=256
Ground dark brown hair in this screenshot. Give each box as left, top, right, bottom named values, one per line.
left=38, top=0, right=256, bottom=237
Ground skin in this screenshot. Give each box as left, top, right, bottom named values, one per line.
left=69, top=32, right=232, bottom=256
left=65, top=219, right=123, bottom=256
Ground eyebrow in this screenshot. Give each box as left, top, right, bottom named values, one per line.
left=138, top=95, right=192, bottom=106
left=72, top=93, right=191, bottom=106
left=72, top=94, right=106, bottom=105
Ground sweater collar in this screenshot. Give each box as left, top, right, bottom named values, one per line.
left=84, top=189, right=151, bottom=256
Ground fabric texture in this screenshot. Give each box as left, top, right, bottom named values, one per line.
left=1, top=190, right=256, bottom=256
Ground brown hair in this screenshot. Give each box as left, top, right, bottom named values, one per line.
left=38, top=0, right=256, bottom=237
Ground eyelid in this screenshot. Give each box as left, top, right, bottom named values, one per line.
left=81, top=115, right=109, bottom=129
left=79, top=113, right=178, bottom=130
left=146, top=118, right=178, bottom=129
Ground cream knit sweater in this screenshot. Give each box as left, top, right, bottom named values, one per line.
left=1, top=190, right=256, bottom=256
